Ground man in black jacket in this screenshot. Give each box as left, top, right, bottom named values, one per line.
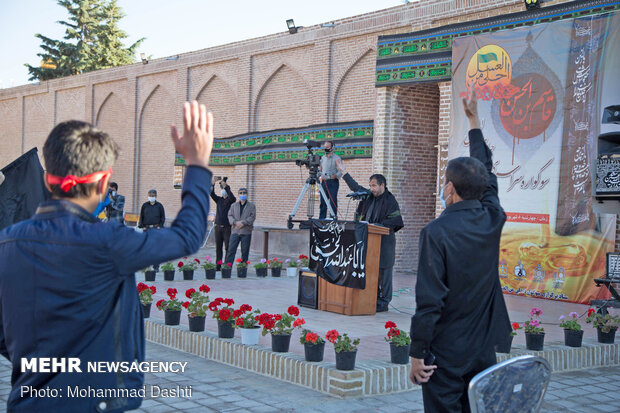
left=336, top=160, right=404, bottom=312
left=139, top=189, right=166, bottom=229
left=210, top=177, right=236, bottom=270
left=409, top=95, right=511, bottom=413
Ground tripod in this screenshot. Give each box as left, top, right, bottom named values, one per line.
left=288, top=170, right=336, bottom=229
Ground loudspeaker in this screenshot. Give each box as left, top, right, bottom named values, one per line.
left=298, top=270, right=318, bottom=309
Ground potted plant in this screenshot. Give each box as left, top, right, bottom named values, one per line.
left=140, top=266, right=156, bottom=282
left=178, top=258, right=200, bottom=280
left=209, top=297, right=236, bottom=338
left=155, top=288, right=183, bottom=325
left=254, top=259, right=268, bottom=278
left=586, top=308, right=619, bottom=344
left=236, top=259, right=250, bottom=278
left=137, top=282, right=156, bottom=318
left=524, top=307, right=545, bottom=351
left=259, top=305, right=305, bottom=352
left=559, top=312, right=583, bottom=347
left=161, top=262, right=175, bottom=281
left=285, top=259, right=300, bottom=277
left=220, top=262, right=233, bottom=278
left=269, top=258, right=283, bottom=277
left=202, top=256, right=216, bottom=279
left=234, top=304, right=262, bottom=345
left=299, top=254, right=309, bottom=268
left=182, top=284, right=210, bottom=332
left=300, top=329, right=325, bottom=362
left=326, top=329, right=360, bottom=371
left=384, top=321, right=411, bottom=364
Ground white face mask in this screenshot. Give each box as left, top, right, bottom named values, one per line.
left=148, top=196, right=156, bottom=203
left=111, top=191, right=116, bottom=197
left=221, top=189, right=227, bottom=197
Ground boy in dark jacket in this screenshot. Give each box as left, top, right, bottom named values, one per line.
left=0, top=101, right=214, bottom=413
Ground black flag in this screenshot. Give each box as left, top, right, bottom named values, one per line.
left=0, top=148, right=50, bottom=231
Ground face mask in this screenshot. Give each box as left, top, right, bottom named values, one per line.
left=111, top=191, right=116, bottom=197
left=239, top=194, right=247, bottom=201
left=148, top=196, right=156, bottom=203
left=325, top=147, right=332, bottom=153
left=221, top=189, right=227, bottom=197
left=440, top=186, right=451, bottom=208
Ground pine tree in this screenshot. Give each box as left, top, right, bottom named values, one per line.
left=26, top=0, right=144, bottom=81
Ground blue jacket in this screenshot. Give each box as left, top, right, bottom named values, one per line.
left=0, top=166, right=211, bottom=413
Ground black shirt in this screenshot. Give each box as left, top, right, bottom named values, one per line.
left=210, top=185, right=236, bottom=226
left=139, top=201, right=165, bottom=228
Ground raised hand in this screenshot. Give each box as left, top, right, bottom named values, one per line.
left=462, top=92, right=480, bottom=130
left=170, top=101, right=214, bottom=169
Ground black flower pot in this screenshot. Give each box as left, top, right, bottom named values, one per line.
left=597, top=327, right=617, bottom=344
left=141, top=303, right=151, bottom=318
left=495, top=334, right=514, bottom=354
left=335, top=350, right=357, bottom=371
left=564, top=329, right=583, bottom=347
left=237, top=268, right=248, bottom=278
left=389, top=342, right=410, bottom=364
left=144, top=270, right=156, bottom=281
left=256, top=267, right=268, bottom=277
left=183, top=269, right=194, bottom=280
left=271, top=267, right=281, bottom=277
left=221, top=268, right=232, bottom=279
left=304, top=342, right=325, bottom=362
left=205, top=269, right=216, bottom=279
left=164, top=270, right=175, bottom=281
left=188, top=315, right=206, bottom=332
left=164, top=310, right=181, bottom=326
left=271, top=334, right=292, bottom=352
left=217, top=320, right=235, bottom=338
left=525, top=332, right=545, bottom=351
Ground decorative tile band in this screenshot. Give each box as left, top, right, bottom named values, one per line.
left=144, top=320, right=619, bottom=398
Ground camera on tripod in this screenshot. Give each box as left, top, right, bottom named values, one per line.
left=295, top=140, right=323, bottom=178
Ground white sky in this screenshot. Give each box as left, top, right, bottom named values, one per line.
left=0, top=0, right=408, bottom=87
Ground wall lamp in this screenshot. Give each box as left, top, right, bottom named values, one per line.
left=524, top=0, right=541, bottom=10
left=286, top=19, right=298, bottom=34
left=140, top=53, right=148, bottom=64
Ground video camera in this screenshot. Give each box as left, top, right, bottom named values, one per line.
left=295, top=140, right=322, bottom=178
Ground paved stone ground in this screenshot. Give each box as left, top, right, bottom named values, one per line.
left=1, top=342, right=618, bottom=413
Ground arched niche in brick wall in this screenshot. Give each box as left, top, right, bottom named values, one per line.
left=196, top=75, right=239, bottom=138
left=253, top=64, right=312, bottom=132
left=332, top=49, right=376, bottom=123
left=136, top=85, right=178, bottom=214
left=95, top=91, right=134, bottom=211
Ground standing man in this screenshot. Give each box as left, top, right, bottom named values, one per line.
left=0, top=101, right=213, bottom=412
left=225, top=187, right=256, bottom=265
left=139, top=189, right=165, bottom=230
left=336, top=160, right=403, bottom=312
left=319, top=140, right=341, bottom=219
left=105, top=182, right=125, bottom=223
left=408, top=95, right=511, bottom=412
left=211, top=176, right=236, bottom=270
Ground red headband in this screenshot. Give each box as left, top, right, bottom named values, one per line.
left=46, top=167, right=113, bottom=192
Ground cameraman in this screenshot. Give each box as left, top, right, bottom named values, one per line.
left=336, top=159, right=403, bottom=312
left=105, top=182, right=125, bottom=223
left=319, top=140, right=341, bottom=219
left=210, top=176, right=236, bottom=270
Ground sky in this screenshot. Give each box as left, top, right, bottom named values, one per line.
left=0, top=0, right=409, bottom=88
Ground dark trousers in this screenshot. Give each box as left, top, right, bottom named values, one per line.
left=377, top=267, right=393, bottom=310
left=422, top=348, right=496, bottom=413
left=214, top=224, right=231, bottom=270
left=319, top=179, right=339, bottom=219
left=225, top=233, right=251, bottom=265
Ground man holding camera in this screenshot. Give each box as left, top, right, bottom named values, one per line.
left=211, top=176, right=236, bottom=270
left=105, top=182, right=125, bottom=223
left=319, top=140, right=341, bottom=219
left=336, top=160, right=404, bottom=312
left=408, top=95, right=511, bottom=412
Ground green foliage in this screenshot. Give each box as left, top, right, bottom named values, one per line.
left=26, top=0, right=144, bottom=81
left=160, top=262, right=174, bottom=271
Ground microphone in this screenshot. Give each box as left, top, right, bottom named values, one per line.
left=346, top=190, right=370, bottom=200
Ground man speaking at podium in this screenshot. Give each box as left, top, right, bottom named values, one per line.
left=336, top=160, right=404, bottom=312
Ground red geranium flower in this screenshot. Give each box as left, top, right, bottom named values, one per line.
left=263, top=319, right=275, bottom=330
left=240, top=304, right=252, bottom=312
left=274, top=314, right=282, bottom=321
left=199, top=284, right=210, bottom=293
left=194, top=258, right=200, bottom=264
left=223, top=298, right=234, bottom=306
left=233, top=309, right=243, bottom=318
left=137, top=282, right=147, bottom=293
left=149, top=286, right=156, bottom=294
left=236, top=258, right=242, bottom=263
left=511, top=322, right=521, bottom=330
left=219, top=308, right=231, bottom=321
left=305, top=332, right=318, bottom=344
left=293, top=318, right=305, bottom=328
left=326, top=329, right=339, bottom=343
left=182, top=302, right=190, bottom=309
left=208, top=302, right=219, bottom=312
left=587, top=308, right=596, bottom=317
left=226, top=262, right=232, bottom=267
left=288, top=305, right=300, bottom=316
left=217, top=260, right=223, bottom=265
left=246, top=261, right=250, bottom=265
left=236, top=318, right=244, bottom=327
left=177, top=261, right=183, bottom=268
left=155, top=299, right=165, bottom=309
left=384, top=321, right=397, bottom=329
left=167, top=288, right=177, bottom=299
left=185, top=288, right=196, bottom=299
left=213, top=297, right=224, bottom=305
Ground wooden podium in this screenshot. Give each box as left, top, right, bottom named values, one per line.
left=317, top=223, right=389, bottom=316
